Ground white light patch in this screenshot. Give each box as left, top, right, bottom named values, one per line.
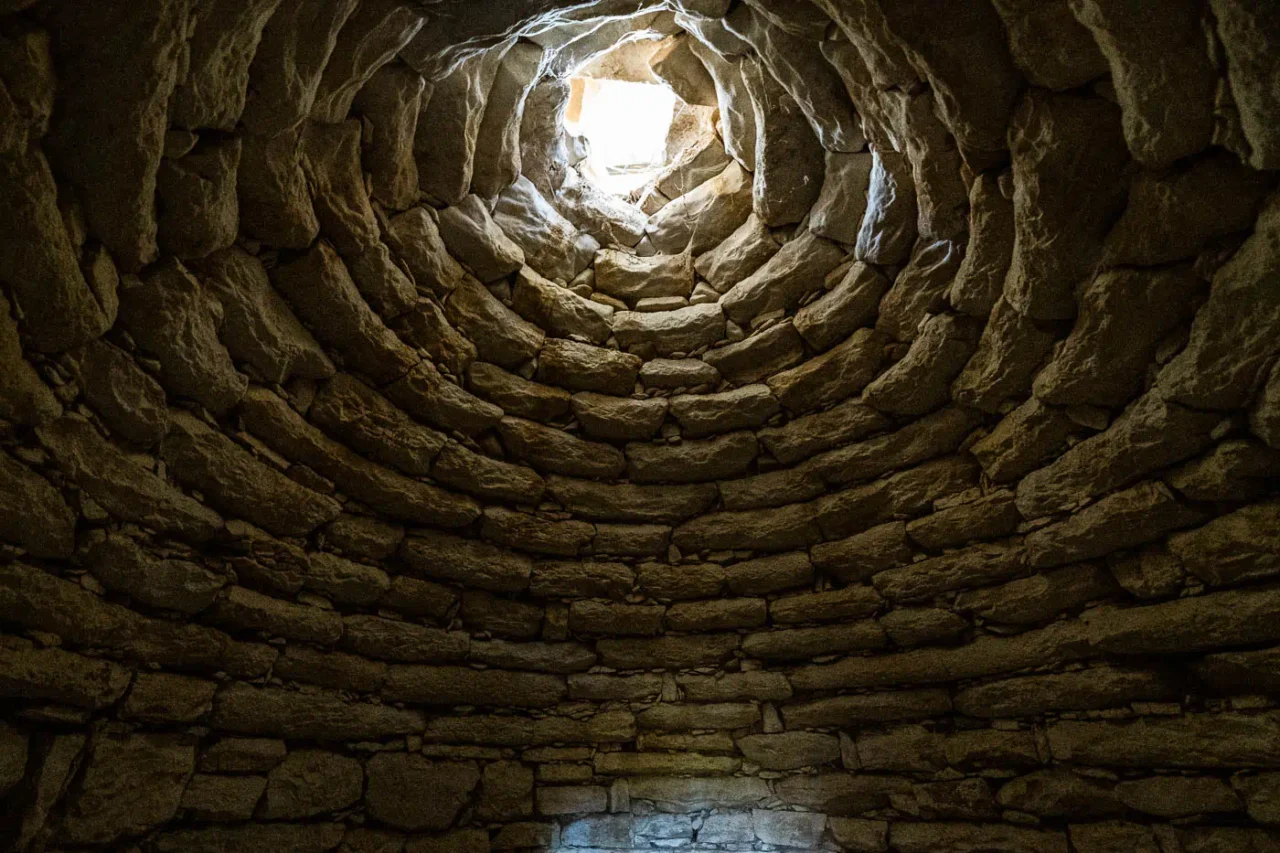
left=567, top=77, right=678, bottom=196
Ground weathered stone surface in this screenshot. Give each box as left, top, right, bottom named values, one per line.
left=298, top=120, right=380, bottom=255
left=1105, top=153, right=1274, bottom=266
left=200, top=247, right=333, bottom=383
left=695, top=214, right=780, bottom=294
left=703, top=320, right=806, bottom=385
left=0, top=638, right=131, bottom=709
left=646, top=160, right=754, bottom=254
left=1072, top=0, right=1216, bottom=167
left=971, top=398, right=1080, bottom=483
left=118, top=261, right=247, bottom=412
left=955, top=665, right=1177, bottom=718
left=156, top=137, right=241, bottom=260
left=555, top=168, right=649, bottom=248
left=956, top=561, right=1117, bottom=625
left=626, top=431, right=757, bottom=484
left=627, top=777, right=769, bottom=812
left=877, top=238, right=964, bottom=342
left=875, top=540, right=1025, bottom=603
left=386, top=207, right=465, bottom=299
left=1035, top=265, right=1203, bottom=407
left=310, top=0, right=424, bottom=124
left=162, top=411, right=340, bottom=537
left=311, top=374, right=443, bottom=476
left=401, top=530, right=531, bottom=593
left=519, top=78, right=570, bottom=195
left=573, top=394, right=670, bottom=440
left=640, top=358, right=721, bottom=390
left=774, top=773, right=909, bottom=816
left=990, top=0, right=1108, bottom=90
left=57, top=730, right=195, bottom=845
left=1027, top=481, right=1206, bottom=567
left=1168, top=500, right=1280, bottom=587
left=86, top=532, right=225, bottom=615
left=181, top=773, right=267, bottom=822
left=668, top=385, right=777, bottom=439
left=1116, top=776, right=1242, bottom=818
left=209, top=585, right=342, bottom=644
left=1088, top=584, right=1280, bottom=656
left=499, top=416, right=626, bottom=479
left=511, top=266, right=612, bottom=345
left=758, top=397, right=891, bottom=465
left=416, top=44, right=511, bottom=205
left=271, top=242, right=418, bottom=384
left=446, top=276, right=544, bottom=369
left=768, top=328, right=886, bottom=413
left=890, top=822, right=1067, bottom=853
left=594, top=249, right=694, bottom=305
left=1211, top=0, right=1280, bottom=169
left=45, top=0, right=190, bottom=271
left=1016, top=394, right=1221, bottom=518
left=168, top=0, right=283, bottom=129
left=236, top=128, right=321, bottom=248
left=495, top=178, right=598, bottom=284
left=793, top=262, right=888, bottom=353
left=654, top=133, right=734, bottom=203
left=949, top=298, right=1055, bottom=413
left=352, top=62, right=426, bottom=210
left=687, top=38, right=757, bottom=170
left=366, top=754, right=480, bottom=831
left=865, top=314, right=981, bottom=416
left=472, top=42, right=544, bottom=198
left=153, top=823, right=346, bottom=853
left=39, top=416, right=223, bottom=541
left=1157, top=193, right=1280, bottom=410
left=437, top=195, right=525, bottom=283
left=723, top=232, right=845, bottom=325
left=467, top=362, right=567, bottom=422
left=342, top=614, right=468, bottom=663
left=739, top=57, right=824, bottom=227
left=879, top=89, right=968, bottom=241
left=1004, top=91, right=1130, bottom=319
left=432, top=440, right=545, bottom=504
left=614, top=304, right=725, bottom=356
left=240, top=387, right=479, bottom=527
left=811, top=153, right=874, bottom=245
left=950, top=173, right=1014, bottom=317
left=537, top=339, right=641, bottom=395
left=546, top=477, right=717, bottom=524
left=0, top=294, right=57, bottom=427
left=260, top=749, right=363, bottom=820
left=483, top=507, right=594, bottom=557
left=1047, top=711, right=1280, bottom=768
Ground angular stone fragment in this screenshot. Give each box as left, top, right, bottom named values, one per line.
left=759, top=398, right=891, bottom=465
left=854, top=149, right=917, bottom=267
left=569, top=393, right=665, bottom=442
left=876, top=238, right=964, bottom=341
left=415, top=44, right=512, bottom=205
left=593, top=249, right=694, bottom=305
left=695, top=214, right=780, bottom=294
left=1004, top=91, right=1130, bottom=319
left=874, top=540, right=1026, bottom=603
left=495, top=177, right=598, bottom=284
left=687, top=38, right=757, bottom=169
left=950, top=172, right=1014, bottom=317
left=118, top=261, right=247, bottom=412
left=512, top=266, right=612, bottom=344
left=39, top=416, right=224, bottom=541
left=555, top=169, right=649, bottom=248
left=45, top=0, right=190, bottom=271
left=169, top=0, right=283, bottom=130
left=260, top=749, right=363, bottom=820
left=57, top=730, right=195, bottom=845
left=769, top=329, right=886, bottom=413
left=0, top=638, right=131, bottom=709
left=236, top=128, right=320, bottom=249
left=546, top=477, right=718, bottom=524
left=950, top=299, right=1057, bottom=413
left=1047, top=711, right=1280, bottom=768
left=1088, top=584, right=1280, bottom=656
left=811, top=153, right=874, bottom=245
left=646, top=159, right=754, bottom=255
left=616, top=304, right=725, bottom=356
left=481, top=507, right=595, bottom=557
left=956, top=665, right=1177, bottom=719
left=156, top=137, right=241, bottom=260
left=627, top=777, right=769, bottom=812
left=437, top=195, right=525, bottom=283
left=990, top=0, right=1108, bottom=90
left=1016, top=394, right=1221, bottom=518
left=722, top=231, right=846, bottom=325
left=956, top=561, right=1117, bottom=624
left=271, top=243, right=418, bottom=384
left=744, top=620, right=886, bottom=661
left=498, top=416, right=626, bottom=479
left=352, top=63, right=426, bottom=210
left=971, top=398, right=1079, bottom=483
left=309, top=0, right=423, bottom=124
left=1104, top=153, right=1274, bottom=266
left=472, top=42, right=544, bottom=197
left=432, top=440, right=545, bottom=504
left=865, top=314, right=980, bottom=415
left=366, top=754, right=480, bottom=831
left=239, top=387, right=479, bottom=527
left=702, top=321, right=805, bottom=385
left=386, top=207, right=465, bottom=298
left=180, top=773, right=267, bottom=822
left=1211, top=0, right=1280, bottom=169
left=162, top=411, right=340, bottom=537
left=1157, top=193, right=1280, bottom=409
left=794, top=262, right=890, bottom=352
left=298, top=120, right=380, bottom=254
left=1168, top=500, right=1280, bottom=587
left=640, top=358, right=721, bottom=390
left=536, top=339, right=641, bottom=395
left=400, top=531, right=530, bottom=593
left=467, top=362, right=567, bottom=422
left=445, top=276, right=544, bottom=369
left=1072, top=0, right=1216, bottom=167
left=879, top=89, right=968, bottom=241
left=670, top=386, right=779, bottom=439
left=1027, top=481, right=1206, bottom=567
left=739, top=57, right=825, bottom=226
left=1037, top=265, right=1204, bottom=407
left=199, top=247, right=333, bottom=383
left=87, top=532, right=225, bottom=615
left=627, top=432, right=757, bottom=484
left=310, top=374, right=442, bottom=476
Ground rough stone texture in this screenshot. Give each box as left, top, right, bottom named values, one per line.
left=645, top=160, right=754, bottom=255
left=1071, top=0, right=1217, bottom=167
left=740, top=57, right=825, bottom=227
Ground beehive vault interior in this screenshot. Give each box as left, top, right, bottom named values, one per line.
left=1, top=0, right=1280, bottom=851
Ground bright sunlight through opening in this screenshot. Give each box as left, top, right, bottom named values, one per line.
left=565, top=77, right=678, bottom=196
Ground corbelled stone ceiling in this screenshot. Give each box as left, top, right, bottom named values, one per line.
left=1, top=0, right=1279, bottom=851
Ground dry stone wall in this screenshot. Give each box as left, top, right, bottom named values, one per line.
left=1, top=0, right=1280, bottom=852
